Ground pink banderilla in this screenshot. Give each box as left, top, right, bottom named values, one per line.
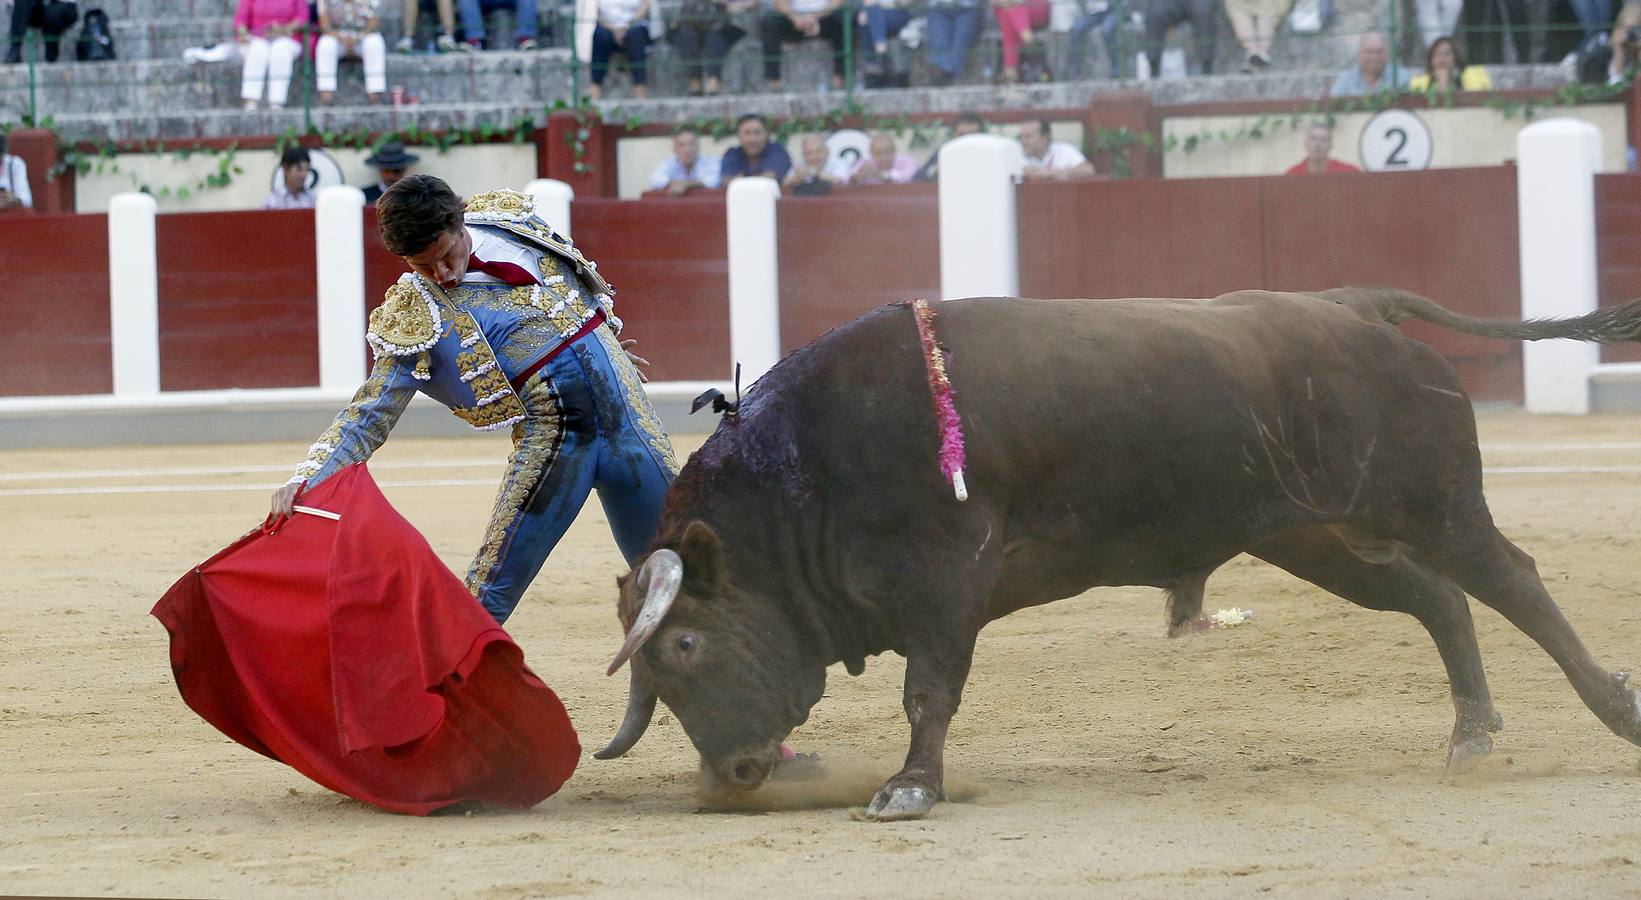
left=908, top=299, right=969, bottom=502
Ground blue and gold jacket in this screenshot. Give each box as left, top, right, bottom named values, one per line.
left=291, top=190, right=618, bottom=487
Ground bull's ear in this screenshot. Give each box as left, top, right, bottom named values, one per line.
left=678, top=520, right=725, bottom=588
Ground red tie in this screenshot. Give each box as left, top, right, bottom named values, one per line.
left=467, top=254, right=538, bottom=286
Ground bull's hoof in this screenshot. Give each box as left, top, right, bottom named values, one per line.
left=1444, top=732, right=1494, bottom=775
left=865, top=785, right=937, bottom=822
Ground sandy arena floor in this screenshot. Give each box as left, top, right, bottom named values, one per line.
left=4, top=412, right=1641, bottom=897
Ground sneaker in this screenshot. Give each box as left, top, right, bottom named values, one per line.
left=394, top=35, right=414, bottom=53
left=435, top=32, right=459, bottom=52
left=516, top=37, right=538, bottom=50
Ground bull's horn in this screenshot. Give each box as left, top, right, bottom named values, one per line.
left=604, top=549, right=683, bottom=676
left=593, top=669, right=658, bottom=760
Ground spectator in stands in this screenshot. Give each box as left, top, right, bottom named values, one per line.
left=316, top=0, right=388, bottom=105
left=362, top=141, right=419, bottom=202
left=993, top=0, right=1051, bottom=83
left=1331, top=31, right=1410, bottom=96
left=857, top=0, right=911, bottom=85
left=1284, top=120, right=1359, bottom=174
left=761, top=0, right=849, bottom=91
left=459, top=0, right=539, bottom=50
left=924, top=0, right=984, bottom=85
left=1609, top=1, right=1641, bottom=83
left=589, top=0, right=650, bottom=99
left=1410, top=35, right=1492, bottom=92
left=1018, top=118, right=1095, bottom=180
left=649, top=127, right=722, bottom=195
left=0, top=132, right=32, bottom=209
left=1064, top=0, right=1122, bottom=80
left=914, top=111, right=986, bottom=180
left=1141, top=0, right=1218, bottom=77
left=236, top=0, right=308, bottom=110
left=1413, top=0, right=1461, bottom=53
left=5, top=0, right=78, bottom=64
left=1571, top=0, right=1615, bottom=42
left=850, top=132, right=919, bottom=184
left=783, top=133, right=848, bottom=194
left=671, top=0, right=749, bottom=95
left=264, top=146, right=318, bottom=209
left=1225, top=0, right=1284, bottom=71
left=720, top=113, right=793, bottom=181
left=395, top=0, right=461, bottom=52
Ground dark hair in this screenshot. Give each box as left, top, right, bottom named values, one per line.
left=1023, top=117, right=1052, bottom=136
left=0, top=133, right=7, bottom=156
left=377, top=174, right=465, bottom=257
left=279, top=146, right=311, bottom=169
left=953, top=112, right=987, bottom=132
left=674, top=126, right=699, bottom=138
left=1424, top=36, right=1470, bottom=85
left=735, top=113, right=767, bottom=131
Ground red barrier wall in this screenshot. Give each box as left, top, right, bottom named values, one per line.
left=777, top=183, right=942, bottom=351
left=0, top=213, right=111, bottom=396
left=572, top=195, right=731, bottom=382
left=155, top=210, right=319, bottom=391
left=1020, top=167, right=1525, bottom=402
left=1597, top=174, right=1641, bottom=364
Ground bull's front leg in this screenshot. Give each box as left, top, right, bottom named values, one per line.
left=865, top=632, right=978, bottom=822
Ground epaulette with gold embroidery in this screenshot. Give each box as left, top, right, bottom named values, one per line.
left=367, top=275, right=441, bottom=379
left=463, top=190, right=612, bottom=298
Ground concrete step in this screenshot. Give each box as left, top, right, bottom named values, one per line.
left=36, top=100, right=551, bottom=141
left=1591, top=363, right=1641, bottom=413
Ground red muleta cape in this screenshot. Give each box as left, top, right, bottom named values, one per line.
left=151, top=464, right=580, bottom=815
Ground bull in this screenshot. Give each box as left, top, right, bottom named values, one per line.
left=595, top=288, right=1641, bottom=821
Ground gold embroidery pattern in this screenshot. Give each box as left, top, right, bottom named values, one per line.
left=367, top=278, right=440, bottom=358
left=449, top=310, right=528, bottom=431
left=292, top=356, right=405, bottom=482
left=595, top=325, right=679, bottom=475
left=465, top=189, right=534, bottom=219
left=464, top=376, right=565, bottom=598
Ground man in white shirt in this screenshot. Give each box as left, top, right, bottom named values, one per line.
left=648, top=128, right=722, bottom=196
left=0, top=133, right=33, bottom=210
left=1018, top=118, right=1096, bottom=181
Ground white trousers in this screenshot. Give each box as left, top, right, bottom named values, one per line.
left=315, top=32, right=387, bottom=94
left=241, top=35, right=303, bottom=106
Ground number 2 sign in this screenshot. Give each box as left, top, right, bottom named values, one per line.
left=1358, top=109, right=1434, bottom=172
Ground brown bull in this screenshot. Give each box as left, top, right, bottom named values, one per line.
left=597, top=288, right=1641, bottom=821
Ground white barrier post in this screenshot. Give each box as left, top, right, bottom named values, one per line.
left=726, top=177, right=781, bottom=384
left=526, top=178, right=575, bottom=239
left=939, top=135, right=1025, bottom=300
left=108, top=192, right=160, bottom=397
left=1517, top=119, right=1602, bottom=415
left=315, top=185, right=367, bottom=393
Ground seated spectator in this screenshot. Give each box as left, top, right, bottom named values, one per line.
left=1142, top=0, right=1218, bottom=77
left=1284, top=121, right=1359, bottom=174
left=993, top=0, right=1051, bottom=83
left=0, top=132, right=32, bottom=209
left=362, top=140, right=418, bottom=202
left=671, top=0, right=749, bottom=95
left=720, top=113, right=792, bottom=181
left=458, top=0, right=539, bottom=50
left=1609, top=1, right=1641, bottom=84
left=850, top=132, right=918, bottom=184
left=1018, top=118, right=1095, bottom=180
left=1064, top=0, right=1122, bottom=80
left=589, top=0, right=650, bottom=99
left=5, top=0, right=78, bottom=64
left=1225, top=0, right=1284, bottom=71
left=1409, top=35, right=1492, bottom=92
left=1331, top=31, right=1410, bottom=96
left=395, top=0, right=461, bottom=52
left=649, top=127, right=722, bottom=195
left=236, top=0, right=308, bottom=110
left=857, top=0, right=911, bottom=85
left=783, top=133, right=850, bottom=194
left=914, top=111, right=986, bottom=181
left=924, top=0, right=984, bottom=85
left=761, top=0, right=848, bottom=91
left=264, top=146, right=318, bottom=209
left=316, top=0, right=388, bottom=105
left=1414, top=0, right=1460, bottom=53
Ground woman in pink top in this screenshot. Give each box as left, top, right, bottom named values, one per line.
left=235, top=0, right=308, bottom=110
left=992, top=0, right=1049, bottom=83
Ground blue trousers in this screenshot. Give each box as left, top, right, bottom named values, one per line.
left=860, top=5, right=911, bottom=60
left=466, top=324, right=677, bottom=623
left=1065, top=8, right=1121, bottom=78
left=925, top=6, right=982, bottom=78
left=458, top=0, right=538, bottom=43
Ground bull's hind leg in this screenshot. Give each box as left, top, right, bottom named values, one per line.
left=1251, top=527, right=1503, bottom=772
left=1430, top=525, right=1641, bottom=749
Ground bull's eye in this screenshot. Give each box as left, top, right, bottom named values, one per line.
left=676, top=634, right=696, bottom=654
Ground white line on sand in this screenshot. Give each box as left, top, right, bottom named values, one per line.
left=0, top=458, right=502, bottom=482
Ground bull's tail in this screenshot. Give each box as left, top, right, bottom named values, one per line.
left=1320, top=287, right=1641, bottom=344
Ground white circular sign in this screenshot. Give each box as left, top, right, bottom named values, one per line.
left=268, top=146, right=345, bottom=192
left=1358, top=108, right=1433, bottom=172
left=825, top=129, right=871, bottom=173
